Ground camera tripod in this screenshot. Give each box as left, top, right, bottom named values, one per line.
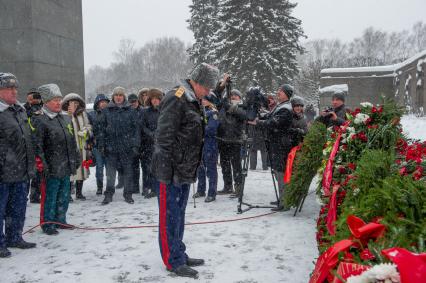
left=237, top=126, right=280, bottom=214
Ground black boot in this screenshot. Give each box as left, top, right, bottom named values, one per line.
left=76, top=181, right=86, bottom=200
left=96, top=179, right=103, bottom=195
left=168, top=265, right=199, bottom=279
left=7, top=240, right=36, bottom=249
left=102, top=194, right=113, bottom=205
left=187, top=257, right=205, bottom=267
left=193, top=192, right=205, bottom=198
left=146, top=190, right=157, bottom=198
left=124, top=195, right=134, bottom=204
left=217, top=186, right=233, bottom=195
left=0, top=247, right=11, bottom=258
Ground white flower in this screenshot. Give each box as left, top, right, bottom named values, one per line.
left=347, top=127, right=356, bottom=133
left=347, top=263, right=400, bottom=283
left=354, top=113, right=370, bottom=125
left=353, top=188, right=360, bottom=196
left=360, top=102, right=374, bottom=108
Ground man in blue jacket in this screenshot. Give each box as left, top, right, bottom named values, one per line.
left=88, top=94, right=109, bottom=195
left=194, top=94, right=220, bottom=202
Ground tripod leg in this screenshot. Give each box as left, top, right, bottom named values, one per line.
left=299, top=194, right=307, bottom=212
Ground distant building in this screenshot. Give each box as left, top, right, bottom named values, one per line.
left=320, top=50, right=426, bottom=114
left=0, top=0, right=85, bottom=101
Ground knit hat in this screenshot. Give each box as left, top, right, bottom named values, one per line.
left=332, top=91, right=346, bottom=102
left=0, top=73, right=19, bottom=89
left=291, top=96, right=305, bottom=107
left=38, top=84, right=62, bottom=103
left=230, top=89, right=242, bottom=99
left=128, top=93, right=138, bottom=102
left=27, top=88, right=41, bottom=99
left=279, top=84, right=294, bottom=99
left=189, top=63, right=220, bottom=89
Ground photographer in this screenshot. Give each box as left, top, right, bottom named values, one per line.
left=251, top=84, right=294, bottom=211
left=216, top=89, right=246, bottom=197
left=316, top=91, right=348, bottom=128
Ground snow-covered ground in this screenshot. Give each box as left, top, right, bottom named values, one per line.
left=401, top=115, right=426, bottom=141
left=2, top=166, right=319, bottom=283
left=3, top=115, right=424, bottom=283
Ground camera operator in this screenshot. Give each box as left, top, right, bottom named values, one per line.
left=216, top=88, right=247, bottom=198
left=250, top=84, right=294, bottom=211
left=316, top=91, right=348, bottom=128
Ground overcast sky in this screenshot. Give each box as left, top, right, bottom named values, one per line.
left=82, top=0, right=426, bottom=70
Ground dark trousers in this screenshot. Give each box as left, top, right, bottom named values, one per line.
left=197, top=152, right=218, bottom=197
left=93, top=148, right=106, bottom=183
left=156, top=182, right=190, bottom=270
left=40, top=177, right=70, bottom=231
left=132, top=157, right=141, bottom=193
left=141, top=149, right=154, bottom=194
left=249, top=148, right=268, bottom=170
left=105, top=153, right=135, bottom=198
left=0, top=182, right=29, bottom=247
left=29, top=171, right=42, bottom=202
left=218, top=142, right=242, bottom=190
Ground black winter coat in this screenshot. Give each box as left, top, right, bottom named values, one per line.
left=316, top=104, right=348, bottom=128
left=97, top=101, right=141, bottom=156
left=0, top=103, right=35, bottom=183
left=290, top=112, right=308, bottom=147
left=258, top=100, right=293, bottom=172
left=217, top=102, right=247, bottom=144
left=32, top=110, right=79, bottom=179
left=140, top=106, right=160, bottom=155
left=151, top=80, right=205, bottom=185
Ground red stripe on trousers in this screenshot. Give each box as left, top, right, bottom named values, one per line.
left=40, top=177, right=46, bottom=225
left=159, top=182, right=172, bottom=270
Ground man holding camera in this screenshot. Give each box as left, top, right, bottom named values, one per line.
left=252, top=84, right=294, bottom=211
left=216, top=89, right=247, bottom=197
left=317, top=91, right=348, bottom=127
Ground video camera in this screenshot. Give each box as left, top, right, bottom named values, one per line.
left=244, top=87, right=268, bottom=121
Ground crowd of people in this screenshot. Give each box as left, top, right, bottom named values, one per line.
left=0, top=63, right=348, bottom=278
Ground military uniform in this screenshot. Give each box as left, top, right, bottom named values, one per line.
left=151, top=80, right=205, bottom=270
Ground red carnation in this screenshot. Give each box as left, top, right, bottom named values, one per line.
left=399, top=167, right=408, bottom=176
left=338, top=166, right=346, bottom=174
left=360, top=249, right=376, bottom=261
left=372, top=106, right=378, bottom=113
left=348, top=163, right=356, bottom=170
left=358, top=132, right=368, bottom=142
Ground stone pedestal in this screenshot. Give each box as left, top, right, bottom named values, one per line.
left=0, top=0, right=85, bottom=100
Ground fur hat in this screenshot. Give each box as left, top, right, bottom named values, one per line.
left=61, top=93, right=85, bottom=111
left=112, top=86, right=126, bottom=97
left=38, top=84, right=62, bottom=103
left=146, top=88, right=163, bottom=107
left=189, top=63, right=220, bottom=89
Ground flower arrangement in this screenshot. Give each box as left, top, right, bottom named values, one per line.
left=308, top=100, right=426, bottom=283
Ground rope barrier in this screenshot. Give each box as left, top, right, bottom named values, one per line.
left=23, top=211, right=279, bottom=235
